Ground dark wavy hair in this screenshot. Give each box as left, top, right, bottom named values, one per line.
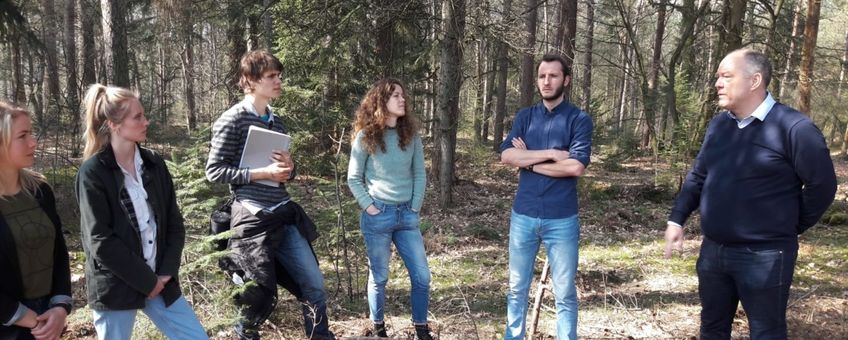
left=351, top=78, right=419, bottom=154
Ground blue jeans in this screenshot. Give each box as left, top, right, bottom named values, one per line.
left=360, top=199, right=431, bottom=324
left=697, top=238, right=798, bottom=340
left=91, top=295, right=208, bottom=340
left=505, top=211, right=579, bottom=340
left=275, top=223, right=331, bottom=337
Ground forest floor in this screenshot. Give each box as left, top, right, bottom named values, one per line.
left=54, top=137, right=847, bottom=339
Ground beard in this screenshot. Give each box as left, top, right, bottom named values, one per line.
left=539, top=83, right=565, bottom=101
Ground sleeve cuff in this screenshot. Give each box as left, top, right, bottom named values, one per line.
left=667, top=221, right=683, bottom=228
left=2, top=303, right=27, bottom=326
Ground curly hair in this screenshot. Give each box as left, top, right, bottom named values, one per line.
left=352, top=78, right=419, bottom=154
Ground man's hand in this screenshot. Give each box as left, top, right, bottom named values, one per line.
left=663, top=223, right=684, bottom=259
left=31, top=307, right=67, bottom=340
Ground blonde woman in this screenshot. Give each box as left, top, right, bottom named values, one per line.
left=0, top=102, right=72, bottom=340
left=75, top=85, right=206, bottom=339
left=347, top=78, right=433, bottom=340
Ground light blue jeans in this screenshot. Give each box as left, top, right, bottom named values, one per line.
left=360, top=199, right=431, bottom=324
left=505, top=210, right=580, bottom=340
left=92, top=295, right=208, bottom=340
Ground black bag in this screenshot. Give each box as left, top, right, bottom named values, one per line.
left=210, top=196, right=235, bottom=251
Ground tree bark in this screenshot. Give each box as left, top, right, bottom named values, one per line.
left=80, top=0, right=97, bottom=86
left=581, top=0, right=594, bottom=110
left=436, top=0, right=466, bottom=209
left=558, top=0, right=577, bottom=99
left=42, top=0, right=61, bottom=131
left=263, top=0, right=274, bottom=49
left=492, top=0, right=513, bottom=151
left=642, top=0, right=666, bottom=148
left=180, top=6, right=197, bottom=132
left=101, top=0, right=130, bottom=87
left=226, top=0, right=247, bottom=105
left=474, top=39, right=485, bottom=143
left=519, top=0, right=538, bottom=108
left=375, top=0, right=396, bottom=77
left=66, top=0, right=81, bottom=156
left=10, top=29, right=25, bottom=103
left=779, top=0, right=803, bottom=100
left=482, top=42, right=497, bottom=143
left=797, top=0, right=821, bottom=114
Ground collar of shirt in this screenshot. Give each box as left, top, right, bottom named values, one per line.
left=117, top=145, right=145, bottom=185
left=725, top=92, right=775, bottom=129
left=240, top=98, right=274, bottom=120
left=538, top=100, right=570, bottom=116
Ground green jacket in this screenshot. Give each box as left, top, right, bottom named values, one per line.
left=75, top=145, right=185, bottom=310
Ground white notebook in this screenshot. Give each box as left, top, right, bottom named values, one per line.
left=238, top=125, right=292, bottom=187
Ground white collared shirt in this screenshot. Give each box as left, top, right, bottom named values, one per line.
left=725, top=92, right=776, bottom=129
left=118, top=146, right=158, bottom=270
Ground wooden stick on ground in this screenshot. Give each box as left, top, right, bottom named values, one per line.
left=527, top=258, right=550, bottom=338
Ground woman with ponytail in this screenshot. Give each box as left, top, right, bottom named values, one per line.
left=0, top=102, right=72, bottom=340
left=346, top=79, right=433, bottom=340
left=75, top=85, right=207, bottom=339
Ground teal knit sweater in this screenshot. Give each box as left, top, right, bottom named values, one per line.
left=347, top=129, right=426, bottom=211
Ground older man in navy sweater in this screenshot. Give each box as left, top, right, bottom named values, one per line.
left=664, top=49, right=837, bottom=339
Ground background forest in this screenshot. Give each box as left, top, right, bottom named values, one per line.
left=0, top=0, right=846, bottom=338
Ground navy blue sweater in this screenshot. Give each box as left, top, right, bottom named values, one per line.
left=670, top=103, right=837, bottom=248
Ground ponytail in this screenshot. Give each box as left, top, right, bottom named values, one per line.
left=81, top=84, right=138, bottom=160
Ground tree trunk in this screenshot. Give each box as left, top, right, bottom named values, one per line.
left=697, top=0, right=746, bottom=143
left=474, top=40, right=484, bottom=143
left=763, top=0, right=786, bottom=56
left=375, top=0, right=395, bottom=77
left=263, top=0, right=274, bottom=49
left=779, top=0, right=803, bottom=100
left=482, top=43, right=497, bottom=143
left=10, top=30, right=26, bottom=103
left=838, top=30, right=848, bottom=154
left=80, top=0, right=97, bottom=86
left=797, top=0, right=821, bottom=114
left=664, top=0, right=710, bottom=142
left=101, top=0, right=130, bottom=87
left=180, top=8, right=197, bottom=132
left=581, top=0, right=594, bottom=110
left=436, top=0, right=466, bottom=209
left=42, top=0, right=61, bottom=131
left=642, top=0, right=666, bottom=148
left=519, top=0, right=538, bottom=107
left=65, top=0, right=81, bottom=156
left=558, top=0, right=577, bottom=99
left=226, top=0, right=247, bottom=105
left=492, top=0, right=512, bottom=151
left=26, top=48, right=45, bottom=128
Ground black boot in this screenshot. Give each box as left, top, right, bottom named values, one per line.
left=235, top=324, right=261, bottom=340
left=414, top=324, right=434, bottom=340
left=373, top=322, right=388, bottom=338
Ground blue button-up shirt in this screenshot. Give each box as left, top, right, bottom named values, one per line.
left=500, top=101, right=593, bottom=219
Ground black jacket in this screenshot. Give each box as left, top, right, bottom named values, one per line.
left=0, top=183, right=71, bottom=330
left=75, top=145, right=185, bottom=310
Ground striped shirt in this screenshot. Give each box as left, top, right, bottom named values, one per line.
left=206, top=99, right=291, bottom=208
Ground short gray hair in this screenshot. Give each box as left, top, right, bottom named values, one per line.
left=733, top=49, right=772, bottom=88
